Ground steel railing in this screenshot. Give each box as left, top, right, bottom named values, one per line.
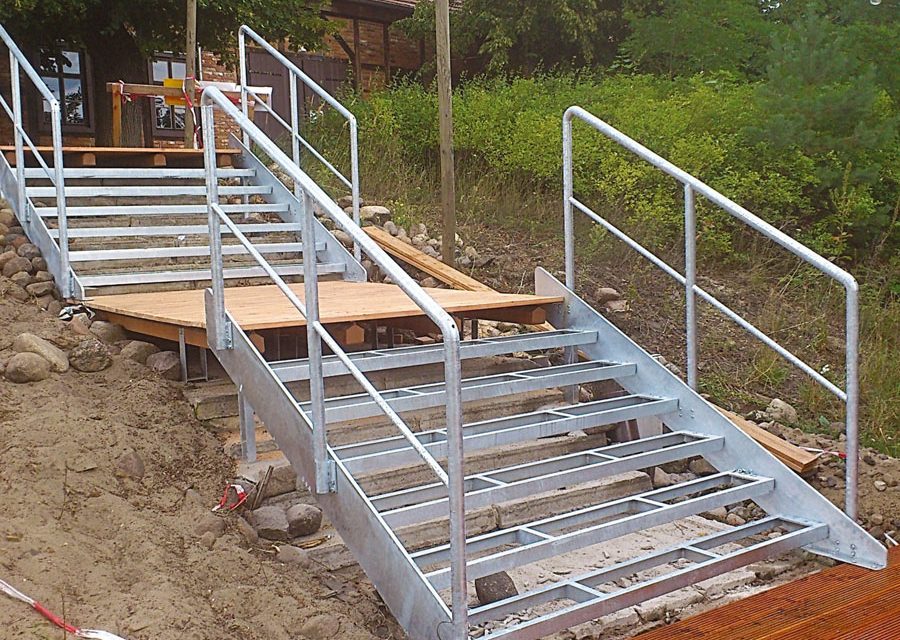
left=0, top=24, right=73, bottom=297
left=200, top=85, right=468, bottom=636
left=563, top=106, right=861, bottom=519
left=238, top=25, right=361, bottom=262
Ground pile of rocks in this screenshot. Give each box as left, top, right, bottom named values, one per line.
left=0, top=199, right=63, bottom=311
left=316, top=196, right=493, bottom=286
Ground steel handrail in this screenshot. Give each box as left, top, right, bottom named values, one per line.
left=208, top=200, right=450, bottom=484
left=0, top=24, right=72, bottom=297
left=201, top=86, right=468, bottom=635
left=238, top=25, right=361, bottom=261
left=563, top=105, right=860, bottom=519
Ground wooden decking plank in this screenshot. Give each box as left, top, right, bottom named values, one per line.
left=364, top=226, right=495, bottom=292
left=85, top=281, right=563, bottom=332
left=636, top=546, right=899, bottom=640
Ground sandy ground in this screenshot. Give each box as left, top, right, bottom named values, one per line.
left=0, top=296, right=393, bottom=640
left=1, top=286, right=897, bottom=640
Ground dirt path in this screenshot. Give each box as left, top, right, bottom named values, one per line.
left=0, top=296, right=392, bottom=640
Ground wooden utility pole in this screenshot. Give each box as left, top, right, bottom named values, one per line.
left=435, top=0, right=456, bottom=266
left=184, top=0, right=197, bottom=148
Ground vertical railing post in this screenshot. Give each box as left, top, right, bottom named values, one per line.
left=238, top=28, right=250, bottom=150
left=562, top=111, right=575, bottom=291
left=288, top=72, right=302, bottom=200
left=201, top=103, right=228, bottom=349
left=844, top=283, right=860, bottom=520
left=443, top=333, right=468, bottom=638
left=684, top=184, right=698, bottom=389
left=9, top=54, right=26, bottom=227
left=50, top=104, right=70, bottom=298
left=349, top=118, right=361, bottom=262
left=301, top=188, right=333, bottom=493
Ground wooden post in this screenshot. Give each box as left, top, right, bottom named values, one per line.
left=184, top=0, right=197, bottom=148
left=383, top=23, right=392, bottom=85
left=352, top=19, right=363, bottom=92
left=435, top=0, right=456, bottom=266
left=110, top=83, right=123, bottom=147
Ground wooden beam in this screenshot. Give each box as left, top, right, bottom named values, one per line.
left=364, top=226, right=494, bottom=292
left=184, top=0, right=198, bottom=148
left=716, top=406, right=821, bottom=475
left=110, top=83, right=123, bottom=147
left=435, top=0, right=456, bottom=266
left=383, top=23, right=392, bottom=84
left=352, top=19, right=363, bottom=92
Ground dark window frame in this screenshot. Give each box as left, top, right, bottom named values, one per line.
left=36, top=47, right=94, bottom=134
left=149, top=52, right=188, bottom=140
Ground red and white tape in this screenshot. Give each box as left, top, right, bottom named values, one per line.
left=1, top=577, right=126, bottom=640
left=211, top=483, right=248, bottom=512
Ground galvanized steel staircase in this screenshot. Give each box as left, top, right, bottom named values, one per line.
left=212, top=265, right=886, bottom=640
left=20, top=142, right=362, bottom=298
left=2, top=23, right=886, bottom=640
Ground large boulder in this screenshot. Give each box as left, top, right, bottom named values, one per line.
left=16, top=243, right=41, bottom=260
left=12, top=333, right=69, bottom=372
left=5, top=352, right=51, bottom=383
left=474, top=572, right=519, bottom=605
left=69, top=339, right=112, bottom=372
left=2, top=255, right=33, bottom=278
left=146, top=351, right=181, bottom=380
left=765, top=398, right=798, bottom=425
left=120, top=340, right=160, bottom=364
left=286, top=503, right=323, bottom=537
left=249, top=505, right=291, bottom=542
left=89, top=320, right=128, bottom=344
left=25, top=281, right=55, bottom=298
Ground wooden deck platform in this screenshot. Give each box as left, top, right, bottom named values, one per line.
left=637, top=545, right=900, bottom=640
left=86, top=281, right=563, bottom=349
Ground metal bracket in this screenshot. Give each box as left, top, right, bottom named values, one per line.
left=316, top=458, right=337, bottom=494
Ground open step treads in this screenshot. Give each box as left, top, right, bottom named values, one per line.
left=69, top=242, right=323, bottom=262
left=373, top=430, right=722, bottom=528
left=335, top=394, right=679, bottom=476
left=53, top=223, right=304, bottom=239
left=415, top=472, right=775, bottom=591
left=23, top=167, right=255, bottom=179
left=470, top=516, right=828, bottom=640
left=28, top=184, right=271, bottom=198
left=273, top=329, right=599, bottom=382
left=80, top=263, right=345, bottom=287
left=298, top=360, right=637, bottom=424
left=36, top=203, right=290, bottom=217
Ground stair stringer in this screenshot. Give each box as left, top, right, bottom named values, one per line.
left=229, top=136, right=367, bottom=282
left=0, top=152, right=84, bottom=299
left=204, top=290, right=451, bottom=638
left=534, top=267, right=887, bottom=570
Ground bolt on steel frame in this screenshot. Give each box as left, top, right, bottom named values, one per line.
left=0, top=24, right=74, bottom=298
left=238, top=25, right=362, bottom=262
left=200, top=85, right=469, bottom=637
left=562, top=106, right=862, bottom=519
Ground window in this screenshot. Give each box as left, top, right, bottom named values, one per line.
left=38, top=48, right=90, bottom=129
left=150, top=53, right=187, bottom=136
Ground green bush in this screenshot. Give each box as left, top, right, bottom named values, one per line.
left=309, top=73, right=898, bottom=261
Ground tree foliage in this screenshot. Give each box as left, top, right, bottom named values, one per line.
left=402, top=0, right=627, bottom=76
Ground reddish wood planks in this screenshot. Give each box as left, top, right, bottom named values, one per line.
left=637, top=546, right=900, bottom=640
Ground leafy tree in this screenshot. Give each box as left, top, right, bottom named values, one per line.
left=402, top=0, right=627, bottom=76
left=621, top=0, right=773, bottom=78
left=753, top=9, right=899, bottom=252
left=1, top=0, right=330, bottom=144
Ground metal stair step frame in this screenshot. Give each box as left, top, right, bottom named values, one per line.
left=27, top=184, right=271, bottom=198
left=69, top=242, right=323, bottom=262
left=298, top=360, right=637, bottom=424
left=23, top=167, right=255, bottom=179
left=272, top=329, right=599, bottom=382
left=416, top=471, right=775, bottom=590
left=36, top=203, right=290, bottom=217
left=52, top=223, right=304, bottom=239
left=334, top=394, right=678, bottom=476
left=79, top=262, right=345, bottom=287
left=472, top=515, right=828, bottom=640
left=374, top=430, right=722, bottom=528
